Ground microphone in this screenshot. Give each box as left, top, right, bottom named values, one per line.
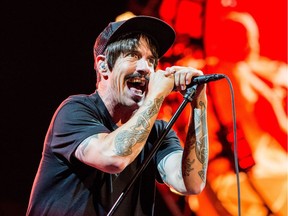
left=173, top=74, right=225, bottom=91
left=190, top=74, right=225, bottom=85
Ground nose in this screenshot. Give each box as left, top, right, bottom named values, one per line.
left=136, top=58, right=152, bottom=77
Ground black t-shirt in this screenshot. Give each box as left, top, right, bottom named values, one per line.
left=26, top=92, right=182, bottom=216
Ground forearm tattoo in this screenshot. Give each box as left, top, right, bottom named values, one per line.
left=114, top=97, right=164, bottom=156
left=183, top=158, right=195, bottom=176
left=183, top=101, right=208, bottom=182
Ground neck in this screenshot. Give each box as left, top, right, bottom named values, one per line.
left=97, top=90, right=139, bottom=126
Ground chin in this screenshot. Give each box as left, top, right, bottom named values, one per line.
left=124, top=97, right=144, bottom=109
left=122, top=89, right=146, bottom=107
left=135, top=93, right=146, bottom=106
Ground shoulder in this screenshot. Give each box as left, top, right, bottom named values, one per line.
left=57, top=92, right=103, bottom=115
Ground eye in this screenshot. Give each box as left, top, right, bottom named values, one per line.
left=147, top=57, right=156, bottom=67
left=125, top=52, right=139, bottom=60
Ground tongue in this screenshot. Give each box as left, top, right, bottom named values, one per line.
left=130, top=87, right=143, bottom=96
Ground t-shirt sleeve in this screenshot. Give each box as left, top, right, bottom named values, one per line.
left=48, top=98, right=110, bottom=162
left=149, top=120, right=183, bottom=183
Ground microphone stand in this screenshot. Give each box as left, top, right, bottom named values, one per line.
left=107, top=84, right=198, bottom=216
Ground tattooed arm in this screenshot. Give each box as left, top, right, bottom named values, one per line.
left=74, top=95, right=165, bottom=174
left=158, top=84, right=208, bottom=195
left=182, top=97, right=209, bottom=194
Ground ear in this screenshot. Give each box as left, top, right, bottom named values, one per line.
left=95, top=55, right=109, bottom=78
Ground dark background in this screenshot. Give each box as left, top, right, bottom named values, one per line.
left=1, top=1, right=172, bottom=215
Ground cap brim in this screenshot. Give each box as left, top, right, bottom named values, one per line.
left=109, top=16, right=176, bottom=58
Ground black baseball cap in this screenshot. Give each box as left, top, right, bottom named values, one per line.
left=93, top=15, right=176, bottom=58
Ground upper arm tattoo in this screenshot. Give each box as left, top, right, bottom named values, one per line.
left=75, top=134, right=99, bottom=161
left=114, top=97, right=164, bottom=156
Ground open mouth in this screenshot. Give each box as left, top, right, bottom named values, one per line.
left=126, top=76, right=147, bottom=96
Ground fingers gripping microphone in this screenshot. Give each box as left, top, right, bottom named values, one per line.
left=146, top=73, right=225, bottom=89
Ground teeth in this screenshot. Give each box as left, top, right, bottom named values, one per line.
left=128, top=78, right=146, bottom=86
